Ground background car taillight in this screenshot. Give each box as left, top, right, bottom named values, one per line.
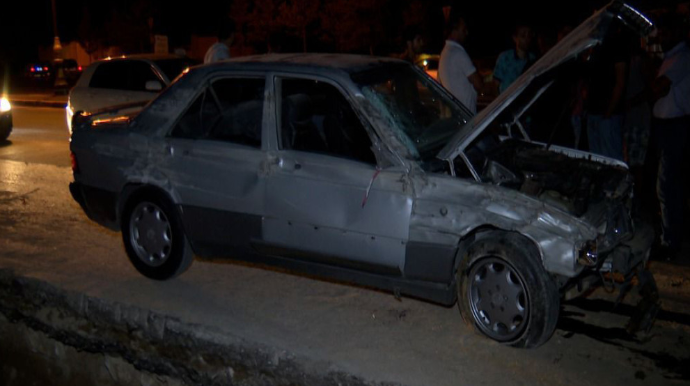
left=70, top=151, right=80, bottom=173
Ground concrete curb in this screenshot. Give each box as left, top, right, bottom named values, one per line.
left=0, top=268, right=395, bottom=386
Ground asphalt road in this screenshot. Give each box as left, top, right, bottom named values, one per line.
left=0, top=107, right=689, bottom=385
left=0, top=106, right=70, bottom=167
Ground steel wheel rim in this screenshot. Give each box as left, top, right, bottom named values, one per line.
left=129, top=202, right=172, bottom=267
left=468, top=257, right=529, bottom=341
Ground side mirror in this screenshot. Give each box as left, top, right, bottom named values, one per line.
left=145, top=80, right=163, bottom=91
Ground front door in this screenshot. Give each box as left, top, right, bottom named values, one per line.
left=263, top=76, right=412, bottom=275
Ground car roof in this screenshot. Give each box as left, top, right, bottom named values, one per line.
left=202, top=53, right=407, bottom=75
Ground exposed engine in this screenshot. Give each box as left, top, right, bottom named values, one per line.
left=478, top=139, right=632, bottom=218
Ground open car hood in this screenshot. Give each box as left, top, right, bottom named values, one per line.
left=437, top=1, right=653, bottom=162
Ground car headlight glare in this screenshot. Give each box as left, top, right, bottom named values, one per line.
left=0, top=97, right=10, bottom=113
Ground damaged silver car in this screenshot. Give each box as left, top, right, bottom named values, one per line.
left=70, top=2, right=658, bottom=348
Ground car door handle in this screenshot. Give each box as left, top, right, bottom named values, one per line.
left=294, top=162, right=301, bottom=170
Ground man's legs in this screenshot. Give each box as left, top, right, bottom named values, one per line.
left=656, top=117, right=689, bottom=254
left=588, top=114, right=624, bottom=161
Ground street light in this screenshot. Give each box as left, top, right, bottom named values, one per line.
left=50, top=0, right=68, bottom=91
left=51, top=0, right=62, bottom=60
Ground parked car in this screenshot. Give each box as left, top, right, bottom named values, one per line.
left=66, top=54, right=199, bottom=133
left=59, top=59, right=83, bottom=85
left=1, top=63, right=12, bottom=141
left=69, top=2, right=657, bottom=349
left=25, top=61, right=53, bottom=83
left=0, top=96, right=11, bottom=141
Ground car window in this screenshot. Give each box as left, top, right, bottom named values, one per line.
left=170, top=78, right=264, bottom=148
left=279, top=78, right=375, bottom=164
left=63, top=59, right=78, bottom=68
left=205, top=78, right=264, bottom=147
left=89, top=62, right=130, bottom=90
left=129, top=61, right=162, bottom=91
left=353, top=64, right=471, bottom=164
left=89, top=61, right=161, bottom=91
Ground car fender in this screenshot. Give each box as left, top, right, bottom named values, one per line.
left=409, top=174, right=597, bottom=278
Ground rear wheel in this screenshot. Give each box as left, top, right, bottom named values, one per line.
left=457, top=231, right=559, bottom=348
left=121, top=192, right=193, bottom=280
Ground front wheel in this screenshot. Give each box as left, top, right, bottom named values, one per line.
left=457, top=231, right=560, bottom=348
left=121, top=193, right=193, bottom=280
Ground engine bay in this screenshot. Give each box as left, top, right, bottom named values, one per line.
left=472, top=138, right=632, bottom=217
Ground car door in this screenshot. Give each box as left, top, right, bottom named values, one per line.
left=262, top=76, right=413, bottom=275
left=157, top=76, right=268, bottom=257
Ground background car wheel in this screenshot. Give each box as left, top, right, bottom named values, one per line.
left=121, top=192, right=193, bottom=280
left=457, top=231, right=559, bottom=348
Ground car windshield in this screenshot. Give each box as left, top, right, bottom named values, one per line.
left=353, top=64, right=472, bottom=164
left=153, top=58, right=197, bottom=83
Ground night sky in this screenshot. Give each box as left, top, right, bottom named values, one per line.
left=0, top=0, right=678, bottom=64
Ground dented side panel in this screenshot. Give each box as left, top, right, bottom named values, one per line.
left=264, top=150, right=412, bottom=272
left=409, top=174, right=597, bottom=278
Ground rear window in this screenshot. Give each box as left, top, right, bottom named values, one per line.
left=89, top=62, right=131, bottom=90
left=89, top=60, right=162, bottom=91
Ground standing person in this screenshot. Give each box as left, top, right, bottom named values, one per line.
left=585, top=25, right=629, bottom=161
left=438, top=10, right=483, bottom=114
left=397, top=25, right=425, bottom=63
left=651, top=13, right=690, bottom=261
left=493, top=24, right=536, bottom=94
left=623, top=34, right=654, bottom=217
left=204, top=20, right=235, bottom=64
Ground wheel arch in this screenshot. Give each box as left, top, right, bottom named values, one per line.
left=453, top=226, right=544, bottom=274
left=117, top=183, right=182, bottom=227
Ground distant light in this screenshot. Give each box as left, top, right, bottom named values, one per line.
left=78, top=66, right=82, bottom=71
left=423, top=60, right=428, bottom=67
left=30, top=67, right=35, bottom=72
left=0, top=97, right=11, bottom=113
left=43, top=67, right=48, bottom=71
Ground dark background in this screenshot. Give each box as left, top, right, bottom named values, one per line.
left=0, top=1, right=681, bottom=68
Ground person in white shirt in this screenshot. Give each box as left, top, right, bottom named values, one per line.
left=438, top=11, right=484, bottom=114
left=650, top=12, right=690, bottom=261
left=204, top=20, right=235, bottom=64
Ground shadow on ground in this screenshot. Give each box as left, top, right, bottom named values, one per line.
left=558, top=298, right=690, bottom=381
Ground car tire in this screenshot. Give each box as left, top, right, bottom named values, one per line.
left=456, top=231, right=559, bottom=348
left=121, top=192, right=193, bottom=280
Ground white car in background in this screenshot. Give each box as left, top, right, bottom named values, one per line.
left=66, top=54, right=198, bottom=133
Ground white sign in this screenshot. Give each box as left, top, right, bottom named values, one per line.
left=154, top=35, right=169, bottom=54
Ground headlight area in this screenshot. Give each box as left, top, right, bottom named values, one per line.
left=66, top=102, right=74, bottom=135
left=577, top=239, right=598, bottom=267
left=576, top=219, right=654, bottom=276
left=0, top=97, right=11, bottom=113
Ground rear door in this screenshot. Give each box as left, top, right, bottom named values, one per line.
left=158, top=76, right=268, bottom=256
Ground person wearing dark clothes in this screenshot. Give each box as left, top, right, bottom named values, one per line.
left=493, top=24, right=536, bottom=94
left=585, top=27, right=629, bottom=162
left=397, top=25, right=425, bottom=63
